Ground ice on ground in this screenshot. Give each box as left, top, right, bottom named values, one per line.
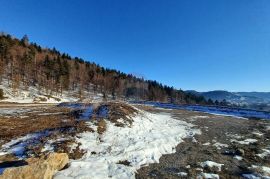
left=200, top=161, right=224, bottom=171
left=198, top=173, right=220, bottom=179
left=231, top=138, right=258, bottom=145
left=132, top=101, right=270, bottom=120
left=41, top=138, right=68, bottom=152
left=233, top=155, right=243, bottom=160
left=178, top=172, right=188, bottom=177
left=227, top=133, right=243, bottom=139
left=242, top=174, right=261, bottom=179
left=213, top=142, right=228, bottom=149
left=80, top=106, right=93, bottom=120
left=0, top=108, right=32, bottom=116
left=252, top=131, right=264, bottom=137
left=192, top=116, right=209, bottom=119
left=55, top=110, right=201, bottom=179
left=0, top=131, right=51, bottom=157
left=242, top=165, right=270, bottom=179
left=256, top=146, right=270, bottom=158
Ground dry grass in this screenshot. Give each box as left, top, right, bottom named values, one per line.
left=93, top=102, right=138, bottom=127
left=97, top=119, right=107, bottom=135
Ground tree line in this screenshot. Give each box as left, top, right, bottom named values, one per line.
left=0, top=33, right=210, bottom=104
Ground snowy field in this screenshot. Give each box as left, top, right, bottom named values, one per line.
left=54, top=109, right=200, bottom=179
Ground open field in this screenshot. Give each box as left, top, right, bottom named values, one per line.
left=0, top=103, right=269, bottom=178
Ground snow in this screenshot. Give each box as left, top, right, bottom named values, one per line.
left=0, top=108, right=32, bottom=116
left=200, top=161, right=224, bottom=171
left=178, top=172, right=188, bottom=177
left=203, top=142, right=211, bottom=146
left=233, top=155, right=243, bottom=160
left=242, top=165, right=270, bottom=179
left=0, top=131, right=51, bottom=157
left=200, top=173, right=220, bottom=179
left=252, top=131, right=264, bottom=137
left=0, top=79, right=103, bottom=103
left=213, top=142, right=228, bottom=149
left=242, top=174, right=261, bottom=179
left=55, top=110, right=200, bottom=179
left=231, top=138, right=258, bottom=145
left=257, top=147, right=270, bottom=158
left=41, top=138, right=68, bottom=152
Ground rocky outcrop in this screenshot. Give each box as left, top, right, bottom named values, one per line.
left=0, top=153, right=68, bottom=179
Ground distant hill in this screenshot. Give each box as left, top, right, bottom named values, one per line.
left=187, top=90, right=270, bottom=111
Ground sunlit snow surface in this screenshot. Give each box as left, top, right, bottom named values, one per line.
left=55, top=110, right=200, bottom=179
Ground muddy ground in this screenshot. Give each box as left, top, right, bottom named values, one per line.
left=135, top=106, right=270, bottom=179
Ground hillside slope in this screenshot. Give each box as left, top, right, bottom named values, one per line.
left=0, top=33, right=208, bottom=104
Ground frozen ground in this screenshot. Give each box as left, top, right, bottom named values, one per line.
left=55, top=108, right=200, bottom=179
left=0, top=79, right=103, bottom=103
left=135, top=105, right=270, bottom=179
left=132, top=101, right=270, bottom=120
left=0, top=103, right=270, bottom=178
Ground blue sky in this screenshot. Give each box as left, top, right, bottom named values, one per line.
left=0, top=0, right=269, bottom=92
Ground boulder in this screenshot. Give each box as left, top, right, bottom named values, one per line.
left=0, top=153, right=68, bottom=179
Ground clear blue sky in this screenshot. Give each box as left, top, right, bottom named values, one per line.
left=0, top=0, right=269, bottom=92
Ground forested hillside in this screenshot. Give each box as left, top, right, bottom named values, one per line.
left=0, top=33, right=208, bottom=104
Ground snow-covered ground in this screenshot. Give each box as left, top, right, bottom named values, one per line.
left=54, top=109, right=200, bottom=179
left=0, top=79, right=103, bottom=103
left=0, top=131, right=51, bottom=157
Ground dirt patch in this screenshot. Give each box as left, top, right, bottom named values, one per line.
left=97, top=119, right=107, bottom=135
left=135, top=105, right=270, bottom=179
left=93, top=102, right=137, bottom=127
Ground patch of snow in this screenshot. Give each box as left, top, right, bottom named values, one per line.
left=55, top=110, right=201, bottom=179
left=200, top=173, right=220, bottom=179
left=192, top=115, right=209, bottom=119
left=178, top=172, right=188, bottom=177
left=0, top=108, right=32, bottom=116
left=192, top=137, right=198, bottom=143
left=256, top=147, right=270, bottom=158
left=213, top=142, right=228, bottom=149
left=242, top=174, right=261, bottom=179
left=231, top=138, right=257, bottom=145
left=233, top=155, right=243, bottom=160
left=249, top=165, right=270, bottom=178
left=252, top=131, right=264, bottom=137
left=38, top=112, right=63, bottom=116
left=0, top=131, right=51, bottom=157
left=200, top=161, right=224, bottom=171
left=203, top=142, right=211, bottom=146
left=41, top=138, right=67, bottom=152
left=0, top=79, right=82, bottom=103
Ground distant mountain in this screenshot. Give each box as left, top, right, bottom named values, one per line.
left=186, top=90, right=270, bottom=111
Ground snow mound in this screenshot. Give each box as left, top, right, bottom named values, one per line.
left=200, top=161, right=224, bottom=172
left=55, top=110, right=200, bottom=179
